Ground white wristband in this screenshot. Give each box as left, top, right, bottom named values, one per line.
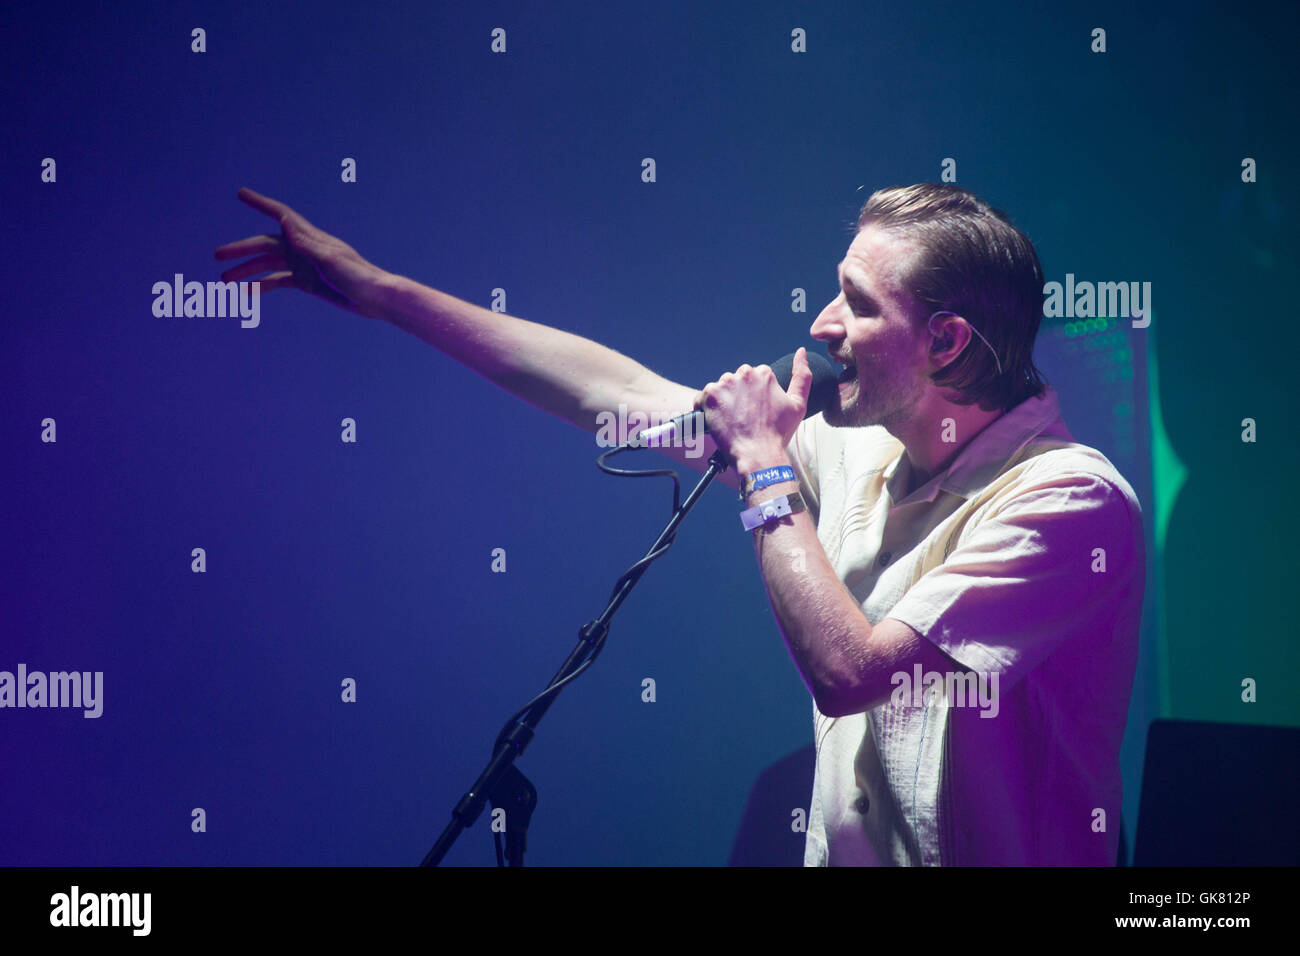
left=740, top=492, right=806, bottom=532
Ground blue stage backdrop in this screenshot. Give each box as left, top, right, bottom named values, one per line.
left=2, top=0, right=1296, bottom=866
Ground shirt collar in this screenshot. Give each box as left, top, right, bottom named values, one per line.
left=887, top=387, right=1070, bottom=503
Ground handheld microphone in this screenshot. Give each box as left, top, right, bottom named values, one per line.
left=629, top=350, right=839, bottom=448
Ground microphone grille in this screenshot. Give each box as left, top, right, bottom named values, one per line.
left=768, top=351, right=839, bottom=418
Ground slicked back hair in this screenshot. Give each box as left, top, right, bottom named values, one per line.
left=857, top=183, right=1049, bottom=412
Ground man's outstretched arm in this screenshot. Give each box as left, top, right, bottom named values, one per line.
left=215, top=187, right=740, bottom=489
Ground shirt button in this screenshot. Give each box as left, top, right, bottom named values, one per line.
left=878, top=551, right=892, bottom=567
left=855, top=795, right=870, bottom=815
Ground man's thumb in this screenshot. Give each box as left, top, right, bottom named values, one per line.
left=788, top=346, right=813, bottom=407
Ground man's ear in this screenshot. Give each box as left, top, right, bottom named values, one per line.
left=926, top=313, right=970, bottom=367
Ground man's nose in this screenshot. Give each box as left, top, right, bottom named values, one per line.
left=809, top=302, right=842, bottom=340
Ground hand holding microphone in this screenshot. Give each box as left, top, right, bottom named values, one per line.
left=630, top=348, right=837, bottom=472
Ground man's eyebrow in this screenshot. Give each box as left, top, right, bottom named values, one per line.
left=837, top=264, right=873, bottom=302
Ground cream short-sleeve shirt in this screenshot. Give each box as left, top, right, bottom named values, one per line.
left=784, top=387, right=1144, bottom=866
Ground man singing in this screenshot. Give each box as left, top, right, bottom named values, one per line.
left=216, top=182, right=1144, bottom=865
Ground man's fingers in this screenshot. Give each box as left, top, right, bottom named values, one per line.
left=255, top=272, right=297, bottom=293
left=214, top=233, right=281, bottom=261
left=219, top=252, right=289, bottom=282
left=236, top=187, right=291, bottom=222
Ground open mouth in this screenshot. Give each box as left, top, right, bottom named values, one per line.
left=835, top=361, right=857, bottom=384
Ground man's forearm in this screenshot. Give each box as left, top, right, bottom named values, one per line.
left=738, top=449, right=886, bottom=716
left=371, top=272, right=659, bottom=433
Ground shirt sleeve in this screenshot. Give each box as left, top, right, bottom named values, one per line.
left=885, top=471, right=1144, bottom=691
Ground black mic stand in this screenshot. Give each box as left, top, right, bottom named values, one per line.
left=420, top=448, right=730, bottom=866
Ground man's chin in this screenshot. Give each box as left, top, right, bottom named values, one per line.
left=822, top=391, right=875, bottom=429
left=822, top=399, right=855, bottom=428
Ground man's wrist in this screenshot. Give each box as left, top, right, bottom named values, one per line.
left=368, top=271, right=413, bottom=322
left=733, top=447, right=792, bottom=478
left=735, top=451, right=799, bottom=506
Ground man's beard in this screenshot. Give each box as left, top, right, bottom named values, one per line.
left=822, top=361, right=923, bottom=435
